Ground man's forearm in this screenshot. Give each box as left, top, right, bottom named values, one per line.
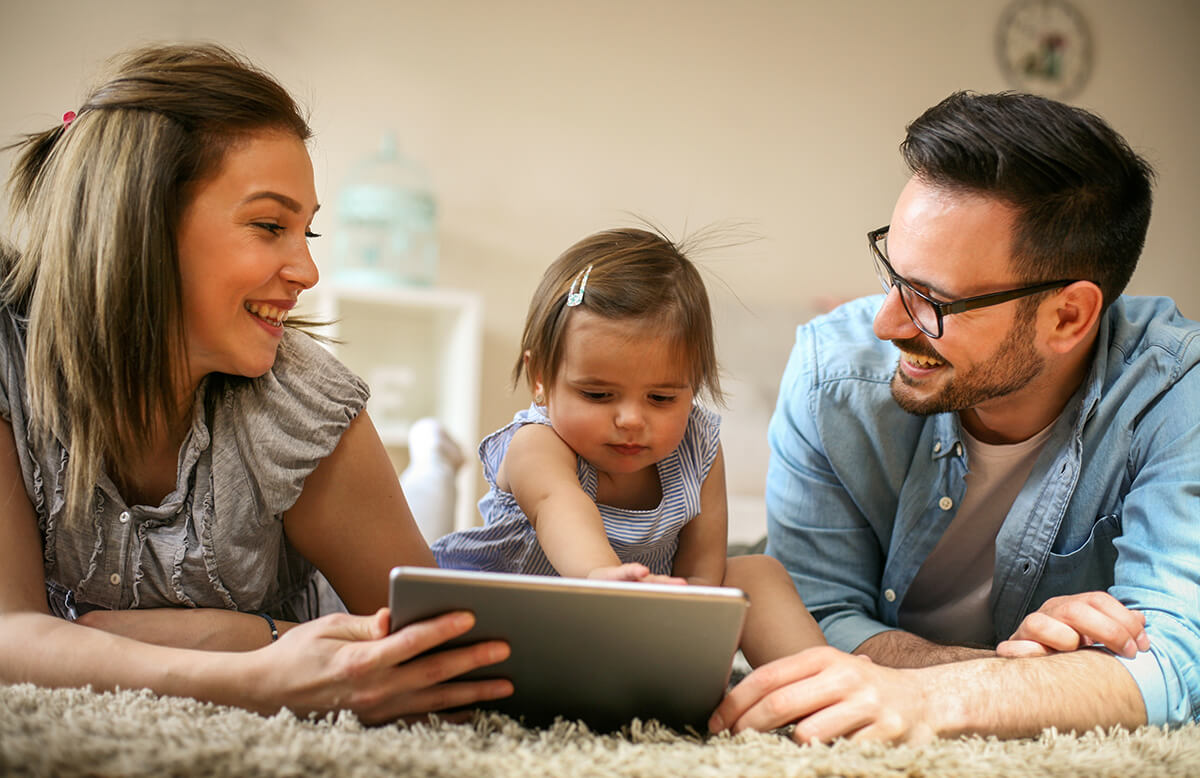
left=856, top=629, right=993, bottom=668
left=922, top=648, right=1146, bottom=738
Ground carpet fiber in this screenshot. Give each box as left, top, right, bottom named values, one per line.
left=3, top=683, right=1198, bottom=777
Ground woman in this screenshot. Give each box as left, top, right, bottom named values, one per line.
left=0, top=43, right=511, bottom=722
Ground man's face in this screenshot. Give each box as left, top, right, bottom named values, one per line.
left=872, top=177, right=1046, bottom=420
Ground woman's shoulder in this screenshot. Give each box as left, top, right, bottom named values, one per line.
left=269, top=329, right=370, bottom=403
left=0, top=303, right=29, bottom=421
left=207, top=328, right=370, bottom=515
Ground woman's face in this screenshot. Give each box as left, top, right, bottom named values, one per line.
left=175, top=129, right=320, bottom=388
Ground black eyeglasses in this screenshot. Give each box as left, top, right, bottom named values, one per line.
left=868, top=225, right=1077, bottom=339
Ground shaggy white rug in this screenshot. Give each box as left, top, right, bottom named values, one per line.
left=3, top=683, right=1198, bottom=777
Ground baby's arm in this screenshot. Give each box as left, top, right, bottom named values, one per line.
left=670, top=444, right=729, bottom=587
left=500, top=424, right=626, bottom=578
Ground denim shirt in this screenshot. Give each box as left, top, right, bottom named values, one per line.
left=765, top=295, right=1200, bottom=726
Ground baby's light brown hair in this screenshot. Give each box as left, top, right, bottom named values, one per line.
left=514, top=227, right=723, bottom=405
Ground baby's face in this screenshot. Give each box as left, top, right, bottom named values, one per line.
left=538, top=310, right=694, bottom=479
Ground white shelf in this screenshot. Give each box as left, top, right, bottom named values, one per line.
left=295, top=284, right=483, bottom=532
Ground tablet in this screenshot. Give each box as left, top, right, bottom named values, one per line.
left=388, top=566, right=748, bottom=731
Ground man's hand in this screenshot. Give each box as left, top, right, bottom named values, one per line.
left=996, top=592, right=1149, bottom=659
left=709, top=646, right=939, bottom=744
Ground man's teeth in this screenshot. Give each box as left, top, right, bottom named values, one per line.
left=900, top=349, right=944, bottom=368
left=245, top=302, right=289, bottom=326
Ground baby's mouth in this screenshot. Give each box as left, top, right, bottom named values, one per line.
left=245, top=302, right=289, bottom=327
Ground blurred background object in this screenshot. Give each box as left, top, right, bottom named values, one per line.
left=3, top=0, right=1196, bottom=542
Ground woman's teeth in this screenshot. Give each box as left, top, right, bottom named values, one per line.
left=900, top=349, right=944, bottom=368
left=245, top=302, right=288, bottom=327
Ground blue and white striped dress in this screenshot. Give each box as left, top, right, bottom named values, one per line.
left=432, top=403, right=721, bottom=576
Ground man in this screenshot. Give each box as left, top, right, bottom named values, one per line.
left=711, top=91, right=1199, bottom=742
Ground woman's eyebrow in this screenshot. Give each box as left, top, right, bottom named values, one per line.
left=240, top=191, right=321, bottom=215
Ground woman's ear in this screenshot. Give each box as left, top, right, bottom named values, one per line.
left=1042, top=280, right=1103, bottom=355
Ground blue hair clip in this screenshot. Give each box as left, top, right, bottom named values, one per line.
left=566, top=265, right=592, bottom=307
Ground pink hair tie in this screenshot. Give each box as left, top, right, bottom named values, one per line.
left=62, top=111, right=76, bottom=128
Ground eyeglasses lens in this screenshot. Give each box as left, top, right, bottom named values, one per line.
left=874, top=233, right=940, bottom=337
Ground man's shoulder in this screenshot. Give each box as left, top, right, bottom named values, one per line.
left=792, top=295, right=898, bottom=386
left=1106, top=296, right=1200, bottom=375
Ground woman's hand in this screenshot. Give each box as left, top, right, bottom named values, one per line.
left=246, top=607, right=512, bottom=724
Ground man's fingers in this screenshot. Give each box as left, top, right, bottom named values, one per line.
left=709, top=647, right=847, bottom=734
left=1041, top=594, right=1147, bottom=658
left=995, top=638, right=1054, bottom=658
left=1009, top=611, right=1084, bottom=652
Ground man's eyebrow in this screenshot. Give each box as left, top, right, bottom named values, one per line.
left=240, top=191, right=320, bottom=215
left=908, top=274, right=956, bottom=300
left=894, top=264, right=956, bottom=300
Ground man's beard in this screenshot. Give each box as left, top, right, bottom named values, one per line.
left=889, top=313, right=1044, bottom=416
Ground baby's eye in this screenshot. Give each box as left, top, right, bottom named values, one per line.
left=649, top=394, right=677, bottom=404
left=580, top=391, right=610, bottom=401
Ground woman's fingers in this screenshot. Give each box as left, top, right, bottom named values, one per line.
left=357, top=640, right=514, bottom=723
left=373, top=610, right=479, bottom=665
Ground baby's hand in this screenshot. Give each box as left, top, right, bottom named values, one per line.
left=588, top=563, right=653, bottom=582
left=586, top=564, right=686, bottom=585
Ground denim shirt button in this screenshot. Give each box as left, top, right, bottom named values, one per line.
left=938, top=496, right=954, bottom=511
left=933, top=442, right=942, bottom=454
left=954, top=443, right=963, bottom=457
left=884, top=588, right=896, bottom=602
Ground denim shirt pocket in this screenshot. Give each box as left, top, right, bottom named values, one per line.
left=1030, top=513, right=1122, bottom=609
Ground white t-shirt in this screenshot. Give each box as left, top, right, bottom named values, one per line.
left=898, top=419, right=1056, bottom=646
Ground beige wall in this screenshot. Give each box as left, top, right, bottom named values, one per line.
left=2, top=0, right=1198, bottom=529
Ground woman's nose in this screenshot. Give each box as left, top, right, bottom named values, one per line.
left=283, top=241, right=320, bottom=290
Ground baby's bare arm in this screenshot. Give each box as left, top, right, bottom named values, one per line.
left=502, top=424, right=621, bottom=577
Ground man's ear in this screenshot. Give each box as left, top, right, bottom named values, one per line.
left=1042, top=280, right=1103, bottom=355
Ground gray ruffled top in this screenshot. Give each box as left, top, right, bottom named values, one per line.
left=0, top=307, right=369, bottom=621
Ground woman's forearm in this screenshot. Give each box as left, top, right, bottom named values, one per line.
left=0, top=612, right=258, bottom=708
left=75, top=607, right=296, bottom=651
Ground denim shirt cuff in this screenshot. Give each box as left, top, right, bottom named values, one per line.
left=1114, top=648, right=1168, bottom=726
left=822, top=613, right=896, bottom=654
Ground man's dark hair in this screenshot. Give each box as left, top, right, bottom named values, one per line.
left=901, top=91, right=1155, bottom=309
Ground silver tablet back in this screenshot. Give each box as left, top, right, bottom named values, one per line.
left=389, top=566, right=748, bottom=731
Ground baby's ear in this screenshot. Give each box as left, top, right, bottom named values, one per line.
left=523, top=351, right=545, bottom=398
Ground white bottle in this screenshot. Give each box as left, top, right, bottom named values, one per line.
left=399, top=417, right=465, bottom=543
